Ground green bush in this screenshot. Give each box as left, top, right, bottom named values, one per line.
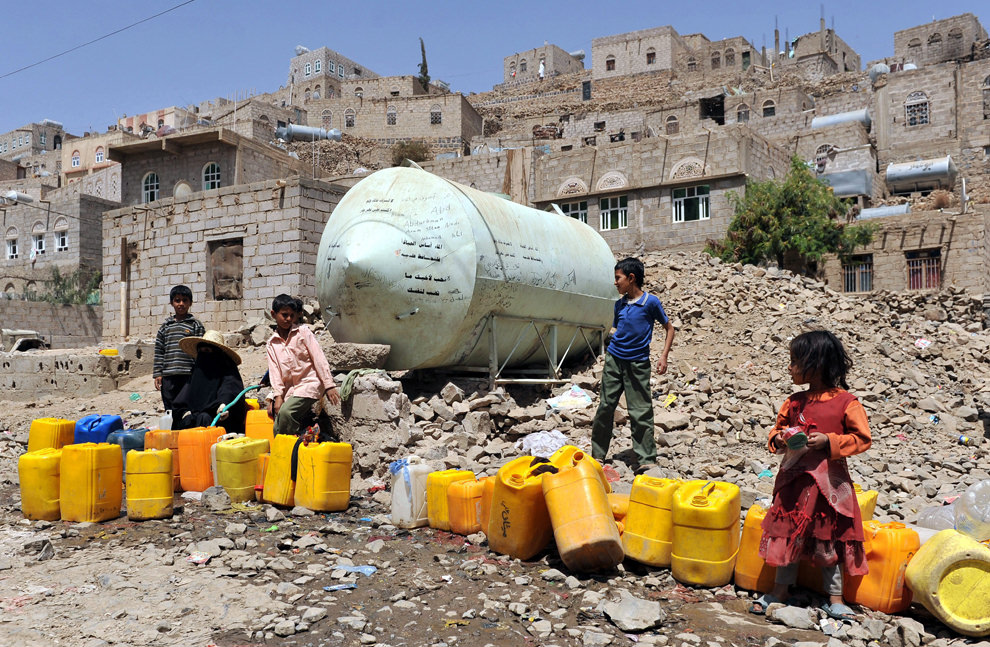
left=391, top=140, right=432, bottom=167
left=40, top=267, right=102, bottom=305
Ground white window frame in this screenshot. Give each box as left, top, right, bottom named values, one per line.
left=142, top=172, right=160, bottom=203
left=599, top=195, right=628, bottom=230
left=338, top=65, right=344, bottom=78
left=386, top=106, right=397, bottom=126
left=6, top=238, right=17, bottom=260
left=32, top=233, right=46, bottom=256
left=56, top=229, right=68, bottom=252
left=304, top=62, right=311, bottom=76
left=95, top=147, right=104, bottom=163
left=329, top=61, right=335, bottom=73
left=40, top=132, right=46, bottom=145
left=314, top=60, right=321, bottom=73
left=71, top=152, right=80, bottom=168
left=202, top=162, right=221, bottom=191
left=905, top=91, right=930, bottom=127
left=672, top=185, right=711, bottom=223
left=560, top=200, right=588, bottom=224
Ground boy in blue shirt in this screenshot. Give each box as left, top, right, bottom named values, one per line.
left=591, top=257, right=675, bottom=474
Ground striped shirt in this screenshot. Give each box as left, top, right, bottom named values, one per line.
left=154, top=315, right=205, bottom=378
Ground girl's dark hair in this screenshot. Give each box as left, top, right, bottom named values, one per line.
left=789, top=330, right=852, bottom=389
left=615, top=257, right=645, bottom=287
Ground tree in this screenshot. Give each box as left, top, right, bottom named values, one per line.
left=706, top=156, right=875, bottom=275
left=417, top=37, right=430, bottom=93
left=391, top=140, right=431, bottom=167
left=40, top=267, right=102, bottom=305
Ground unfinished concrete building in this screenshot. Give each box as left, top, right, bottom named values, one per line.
left=503, top=44, right=584, bottom=84
left=893, top=14, right=988, bottom=68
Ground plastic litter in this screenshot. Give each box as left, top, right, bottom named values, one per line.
left=662, top=394, right=677, bottom=408
left=546, top=384, right=593, bottom=410
left=323, top=583, right=358, bottom=591
left=332, top=564, right=377, bottom=576
left=954, top=480, right=990, bottom=542
left=758, top=469, right=774, bottom=479
left=129, top=393, right=141, bottom=402
left=915, top=502, right=957, bottom=530
left=262, top=524, right=279, bottom=532
left=514, top=429, right=569, bottom=458
left=186, top=551, right=211, bottom=564
left=915, top=338, right=932, bottom=349
left=180, top=491, right=203, bottom=501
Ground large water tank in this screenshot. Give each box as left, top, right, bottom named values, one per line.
left=810, top=108, right=871, bottom=131
left=886, top=156, right=958, bottom=195
left=316, top=167, right=617, bottom=371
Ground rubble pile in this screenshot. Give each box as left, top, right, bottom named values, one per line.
left=2, top=250, right=990, bottom=646
left=286, top=134, right=391, bottom=178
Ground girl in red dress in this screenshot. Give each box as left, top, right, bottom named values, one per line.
left=750, top=330, right=871, bottom=621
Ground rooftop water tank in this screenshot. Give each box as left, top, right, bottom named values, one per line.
left=886, top=156, right=958, bottom=195
left=868, top=63, right=890, bottom=84
left=315, top=167, right=616, bottom=371
left=811, top=108, right=872, bottom=131
left=275, top=124, right=342, bottom=142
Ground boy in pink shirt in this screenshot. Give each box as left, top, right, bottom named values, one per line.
left=266, top=294, right=341, bottom=439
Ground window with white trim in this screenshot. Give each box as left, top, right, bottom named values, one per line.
left=314, top=60, right=321, bottom=73
left=329, top=61, right=335, bottom=73
left=814, top=144, right=833, bottom=172
left=338, top=65, right=344, bottom=78
left=71, top=151, right=80, bottom=168
left=305, top=62, right=311, bottom=76
left=905, top=91, right=929, bottom=126
left=95, top=147, right=104, bottom=163
left=672, top=185, right=710, bottom=223
left=32, top=233, right=46, bottom=256
left=599, top=195, right=627, bottom=230
left=386, top=106, right=397, bottom=126
left=430, top=105, right=442, bottom=125
left=560, top=200, right=588, bottom=224
left=203, top=162, right=221, bottom=190
left=142, top=172, right=160, bottom=203
left=56, top=230, right=68, bottom=252
left=40, top=132, right=46, bottom=145
left=5, top=227, right=18, bottom=259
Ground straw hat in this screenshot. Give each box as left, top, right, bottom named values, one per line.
left=178, top=330, right=242, bottom=365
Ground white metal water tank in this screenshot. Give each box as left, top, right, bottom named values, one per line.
left=316, top=167, right=617, bottom=371
left=885, top=156, right=958, bottom=195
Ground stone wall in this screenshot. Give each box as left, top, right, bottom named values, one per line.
left=0, top=341, right=152, bottom=400
left=503, top=44, right=584, bottom=84
left=822, top=208, right=989, bottom=294
left=420, top=151, right=515, bottom=195
left=0, top=301, right=102, bottom=348
left=880, top=64, right=960, bottom=161
left=893, top=14, right=987, bottom=67
left=592, top=26, right=688, bottom=79
left=102, top=176, right=344, bottom=340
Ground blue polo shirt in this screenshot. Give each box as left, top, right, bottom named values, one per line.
left=607, top=292, right=668, bottom=362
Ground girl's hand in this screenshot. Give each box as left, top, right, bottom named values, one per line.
left=771, top=434, right=787, bottom=452
left=807, top=432, right=830, bottom=451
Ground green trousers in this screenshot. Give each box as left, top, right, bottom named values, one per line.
left=591, top=353, right=656, bottom=465
left=275, top=395, right=335, bottom=441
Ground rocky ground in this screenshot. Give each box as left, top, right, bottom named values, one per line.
left=1, top=250, right=989, bottom=647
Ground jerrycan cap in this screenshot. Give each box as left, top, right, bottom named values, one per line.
left=853, top=483, right=863, bottom=492
left=691, top=494, right=710, bottom=507
left=887, top=521, right=906, bottom=529
left=509, top=474, right=525, bottom=486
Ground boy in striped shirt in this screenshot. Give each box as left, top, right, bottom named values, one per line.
left=154, top=285, right=206, bottom=418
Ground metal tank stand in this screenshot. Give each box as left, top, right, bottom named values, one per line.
left=483, top=313, right=606, bottom=389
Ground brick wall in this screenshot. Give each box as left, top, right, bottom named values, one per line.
left=592, top=26, right=688, bottom=79
left=0, top=301, right=102, bottom=347
left=893, top=14, right=987, bottom=67
left=823, top=208, right=988, bottom=293
left=102, top=176, right=344, bottom=340
left=881, top=65, right=960, bottom=158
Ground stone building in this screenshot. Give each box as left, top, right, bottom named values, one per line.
left=101, top=175, right=345, bottom=340
left=775, top=21, right=861, bottom=78
left=675, top=34, right=764, bottom=76
left=287, top=46, right=378, bottom=103
left=0, top=120, right=66, bottom=162
left=206, top=98, right=299, bottom=143
left=503, top=44, right=584, bottom=84
left=118, top=106, right=199, bottom=136
left=108, top=127, right=308, bottom=206
left=793, top=120, right=881, bottom=204
left=591, top=26, right=689, bottom=80
left=62, top=128, right=139, bottom=194
left=823, top=207, right=989, bottom=294
left=893, top=14, right=988, bottom=67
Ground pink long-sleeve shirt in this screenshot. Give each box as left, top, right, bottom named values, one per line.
left=266, top=324, right=336, bottom=401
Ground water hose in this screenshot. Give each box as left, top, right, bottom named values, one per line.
left=211, top=384, right=263, bottom=426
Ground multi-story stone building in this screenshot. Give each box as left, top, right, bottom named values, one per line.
left=591, top=26, right=690, bottom=80
left=675, top=34, right=765, bottom=76
left=62, top=128, right=140, bottom=198
left=893, top=13, right=988, bottom=67
left=287, top=46, right=378, bottom=103
left=774, top=21, right=861, bottom=77
left=118, top=106, right=199, bottom=136
left=0, top=120, right=66, bottom=162
left=502, top=44, right=584, bottom=84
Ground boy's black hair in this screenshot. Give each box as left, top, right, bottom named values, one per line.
left=169, top=285, right=193, bottom=302
left=614, top=257, right=645, bottom=287
left=272, top=293, right=302, bottom=313
left=789, top=330, right=852, bottom=390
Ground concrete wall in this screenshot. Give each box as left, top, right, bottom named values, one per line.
left=0, top=341, right=152, bottom=400
left=823, top=208, right=989, bottom=293
left=0, top=301, right=102, bottom=348
left=102, top=176, right=344, bottom=340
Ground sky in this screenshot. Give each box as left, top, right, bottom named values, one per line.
left=1, top=0, right=985, bottom=136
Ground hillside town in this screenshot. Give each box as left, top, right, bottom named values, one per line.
left=1, top=10, right=990, bottom=647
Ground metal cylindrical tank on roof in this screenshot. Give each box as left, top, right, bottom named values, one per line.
left=275, top=124, right=342, bottom=142
left=810, top=109, right=872, bottom=131
left=316, top=167, right=616, bottom=371
left=886, top=156, right=958, bottom=194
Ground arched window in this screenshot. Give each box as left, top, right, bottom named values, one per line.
left=314, top=59, right=321, bottom=74
left=711, top=51, right=721, bottom=69
left=5, top=227, right=18, bottom=260
left=54, top=217, right=69, bottom=252
left=386, top=106, right=397, bottom=126
left=344, top=109, right=355, bottom=128
left=725, top=48, right=735, bottom=66
left=646, top=48, right=656, bottom=65
left=928, top=32, right=943, bottom=59
left=686, top=57, right=697, bottom=72
left=947, top=28, right=964, bottom=58
left=604, top=55, right=615, bottom=72
left=327, top=87, right=335, bottom=99
left=71, top=150, right=80, bottom=168
left=354, top=87, right=364, bottom=98
left=304, top=62, right=311, bottom=76
left=321, top=110, right=332, bottom=129
left=520, top=59, right=528, bottom=73
left=509, top=62, right=516, bottom=78
left=814, top=144, right=833, bottom=172
left=430, top=104, right=442, bottom=125
left=142, top=172, right=159, bottom=203
left=665, top=115, right=679, bottom=135
left=202, top=162, right=221, bottom=191
left=95, top=147, right=104, bottom=163
left=313, top=84, right=321, bottom=100
left=762, top=100, right=776, bottom=117
left=737, top=104, right=750, bottom=123
left=31, top=222, right=45, bottom=257
left=304, top=89, right=311, bottom=101
left=905, top=91, right=929, bottom=126
left=908, top=37, right=922, bottom=51
left=258, top=115, right=273, bottom=137
left=982, top=75, right=990, bottom=120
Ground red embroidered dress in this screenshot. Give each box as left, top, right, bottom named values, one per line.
left=759, top=389, right=871, bottom=575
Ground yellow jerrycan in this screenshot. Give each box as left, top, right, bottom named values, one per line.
left=622, top=476, right=683, bottom=567
left=488, top=456, right=554, bottom=560
left=543, top=451, right=623, bottom=572
left=19, top=448, right=63, bottom=521
left=215, top=437, right=269, bottom=503
left=245, top=409, right=275, bottom=443
left=608, top=492, right=630, bottom=522
left=905, top=529, right=990, bottom=637
left=255, top=453, right=270, bottom=503
left=427, top=469, right=475, bottom=531
left=263, top=434, right=298, bottom=507
left=60, top=443, right=122, bottom=523
left=295, top=442, right=352, bottom=512
left=671, top=480, right=741, bottom=587
left=448, top=476, right=488, bottom=535
left=145, top=429, right=182, bottom=491
left=28, top=418, right=75, bottom=452
left=549, top=445, right=611, bottom=493
left=844, top=521, right=919, bottom=614
left=854, top=483, right=879, bottom=521
left=733, top=504, right=776, bottom=593
left=125, top=449, right=174, bottom=521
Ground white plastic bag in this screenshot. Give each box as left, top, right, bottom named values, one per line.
left=514, top=429, right=570, bottom=458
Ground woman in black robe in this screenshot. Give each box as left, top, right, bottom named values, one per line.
left=173, top=330, right=247, bottom=435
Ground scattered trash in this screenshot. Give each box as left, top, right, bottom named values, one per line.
left=323, top=583, right=357, bottom=591
left=758, top=469, right=774, bottom=479
left=777, top=303, right=786, bottom=311
left=262, top=525, right=279, bottom=532
left=915, top=338, right=932, bottom=350
left=929, top=414, right=940, bottom=425
left=359, top=517, right=372, bottom=522
left=129, top=393, right=141, bottom=402
left=186, top=551, right=211, bottom=565
left=959, top=436, right=974, bottom=446
left=514, top=429, right=569, bottom=458
left=332, top=564, right=377, bottom=576
left=662, top=394, right=677, bottom=408
left=602, top=464, right=621, bottom=483
left=180, top=491, right=203, bottom=501
left=444, top=619, right=470, bottom=627
left=896, top=434, right=908, bottom=441
left=546, top=384, right=593, bottom=410
left=820, top=616, right=843, bottom=635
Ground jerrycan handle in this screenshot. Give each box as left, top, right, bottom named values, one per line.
left=692, top=481, right=716, bottom=507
